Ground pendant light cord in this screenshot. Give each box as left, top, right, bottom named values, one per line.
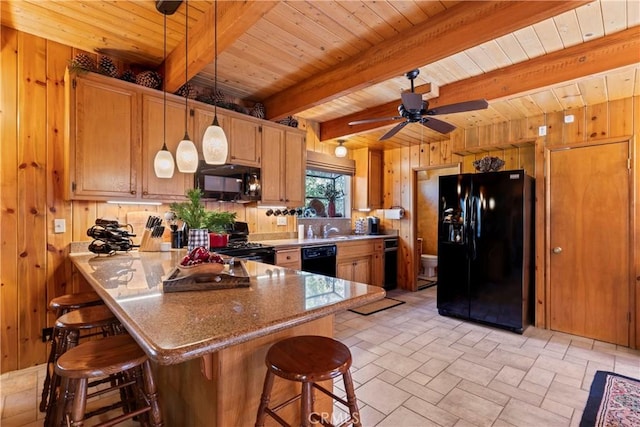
left=183, top=0, right=189, bottom=139
left=214, top=0, right=218, bottom=116
left=162, top=13, right=167, bottom=150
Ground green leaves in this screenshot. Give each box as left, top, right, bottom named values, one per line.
left=169, top=188, right=237, bottom=232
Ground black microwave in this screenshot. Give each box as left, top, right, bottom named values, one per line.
left=194, top=162, right=261, bottom=203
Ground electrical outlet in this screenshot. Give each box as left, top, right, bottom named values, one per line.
left=42, top=327, right=53, bottom=343
left=276, top=217, right=287, bottom=226
left=54, top=218, right=66, bottom=233
left=538, top=126, right=547, bottom=136
left=564, top=114, right=574, bottom=123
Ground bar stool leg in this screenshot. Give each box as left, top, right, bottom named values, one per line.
left=301, top=382, right=313, bottom=427
left=141, top=360, right=163, bottom=427
left=342, top=370, right=361, bottom=427
left=69, top=378, right=88, bottom=427
left=255, top=371, right=275, bottom=427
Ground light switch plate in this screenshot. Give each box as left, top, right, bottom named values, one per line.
left=538, top=126, right=547, bottom=136
left=54, top=219, right=66, bottom=233
left=564, top=114, right=574, bottom=123
left=276, top=217, right=287, bottom=226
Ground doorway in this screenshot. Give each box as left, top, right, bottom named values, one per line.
left=415, top=165, right=459, bottom=288
left=547, top=140, right=631, bottom=345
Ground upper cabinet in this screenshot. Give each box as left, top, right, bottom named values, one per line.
left=141, top=94, right=192, bottom=200
left=66, top=71, right=140, bottom=200
left=261, top=125, right=306, bottom=207
left=229, top=118, right=261, bottom=167
left=353, top=148, right=383, bottom=209
left=65, top=71, right=190, bottom=201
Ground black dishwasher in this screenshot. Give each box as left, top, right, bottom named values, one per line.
left=383, top=238, right=398, bottom=290
left=301, top=245, right=337, bottom=277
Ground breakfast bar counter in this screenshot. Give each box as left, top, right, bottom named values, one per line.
left=69, top=250, right=384, bottom=426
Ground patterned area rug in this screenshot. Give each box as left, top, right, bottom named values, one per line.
left=580, top=371, right=640, bottom=426
left=349, top=298, right=405, bottom=316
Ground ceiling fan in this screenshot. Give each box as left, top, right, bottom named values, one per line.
left=348, top=69, right=489, bottom=141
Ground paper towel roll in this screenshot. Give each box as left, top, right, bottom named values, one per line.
left=298, top=224, right=305, bottom=240
left=384, top=208, right=404, bottom=219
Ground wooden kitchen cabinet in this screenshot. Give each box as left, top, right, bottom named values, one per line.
left=65, top=70, right=140, bottom=200
left=353, top=148, right=383, bottom=209
left=229, top=118, right=261, bottom=167
left=261, top=125, right=306, bottom=206
left=140, top=94, right=193, bottom=200
left=336, top=240, right=383, bottom=286
left=275, top=247, right=301, bottom=270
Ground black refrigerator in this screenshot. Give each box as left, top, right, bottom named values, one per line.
left=436, top=170, right=534, bottom=333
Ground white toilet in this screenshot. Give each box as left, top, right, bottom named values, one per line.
left=420, top=254, right=438, bottom=279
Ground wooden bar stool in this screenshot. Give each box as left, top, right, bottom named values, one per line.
left=55, top=334, right=163, bottom=427
left=41, top=292, right=104, bottom=413
left=44, top=305, right=122, bottom=427
left=255, top=335, right=361, bottom=427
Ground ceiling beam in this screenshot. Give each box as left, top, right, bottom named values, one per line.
left=163, top=1, right=277, bottom=92
left=263, top=0, right=591, bottom=120
left=320, top=26, right=640, bottom=141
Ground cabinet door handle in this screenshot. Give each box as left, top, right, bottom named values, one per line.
left=286, top=256, right=291, bottom=260
left=143, top=191, right=148, bottom=196
left=130, top=190, right=136, bottom=195
left=552, top=247, right=563, bottom=254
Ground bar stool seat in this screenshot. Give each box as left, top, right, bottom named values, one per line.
left=41, top=292, right=104, bottom=414
left=255, top=335, right=361, bottom=427
left=55, top=334, right=162, bottom=427
left=44, top=305, right=121, bottom=426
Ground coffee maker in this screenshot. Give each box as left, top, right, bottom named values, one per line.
left=367, top=216, right=380, bottom=235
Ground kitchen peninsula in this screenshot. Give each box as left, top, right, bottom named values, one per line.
left=70, top=250, right=385, bottom=426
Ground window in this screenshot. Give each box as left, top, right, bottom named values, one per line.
left=305, top=170, right=351, bottom=218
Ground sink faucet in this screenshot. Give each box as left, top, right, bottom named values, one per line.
left=323, top=225, right=340, bottom=238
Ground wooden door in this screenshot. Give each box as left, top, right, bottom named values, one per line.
left=353, top=256, right=371, bottom=284
left=549, top=141, right=630, bottom=345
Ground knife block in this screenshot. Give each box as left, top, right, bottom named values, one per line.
left=138, top=229, right=163, bottom=252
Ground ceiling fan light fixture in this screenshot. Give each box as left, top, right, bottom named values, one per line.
left=335, top=140, right=347, bottom=158
left=203, top=0, right=228, bottom=165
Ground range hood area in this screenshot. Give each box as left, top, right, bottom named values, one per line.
left=194, top=162, right=261, bottom=203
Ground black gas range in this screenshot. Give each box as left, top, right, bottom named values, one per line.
left=212, top=222, right=275, bottom=264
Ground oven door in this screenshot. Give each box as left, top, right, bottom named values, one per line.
left=233, top=249, right=275, bottom=265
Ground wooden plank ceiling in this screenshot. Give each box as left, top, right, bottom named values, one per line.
left=2, top=0, right=639, bottom=151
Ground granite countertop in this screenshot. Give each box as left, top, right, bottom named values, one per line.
left=69, top=251, right=385, bottom=365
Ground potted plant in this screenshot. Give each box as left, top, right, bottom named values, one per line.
left=322, top=184, right=343, bottom=217
left=204, top=210, right=237, bottom=248
left=170, top=188, right=210, bottom=251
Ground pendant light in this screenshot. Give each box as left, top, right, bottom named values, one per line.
left=335, top=139, right=347, bottom=158
left=176, top=0, right=199, bottom=173
left=202, top=0, right=228, bottom=165
left=154, top=13, right=175, bottom=178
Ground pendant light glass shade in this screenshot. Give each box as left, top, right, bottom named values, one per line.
left=335, top=140, right=347, bottom=158
left=176, top=133, right=199, bottom=172
left=153, top=14, right=175, bottom=178
left=154, top=144, right=175, bottom=178
left=176, top=0, right=198, bottom=174
left=203, top=116, right=228, bottom=164
left=203, top=0, right=229, bottom=165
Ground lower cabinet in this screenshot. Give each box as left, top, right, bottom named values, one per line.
left=335, top=240, right=383, bottom=286
left=275, top=247, right=301, bottom=270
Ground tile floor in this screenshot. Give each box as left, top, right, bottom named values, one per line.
left=2, top=286, right=640, bottom=426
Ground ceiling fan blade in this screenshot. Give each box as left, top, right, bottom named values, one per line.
left=380, top=121, right=410, bottom=140
left=401, top=91, right=423, bottom=111
left=421, top=117, right=456, bottom=134
left=427, top=99, right=489, bottom=115
left=349, top=116, right=402, bottom=126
